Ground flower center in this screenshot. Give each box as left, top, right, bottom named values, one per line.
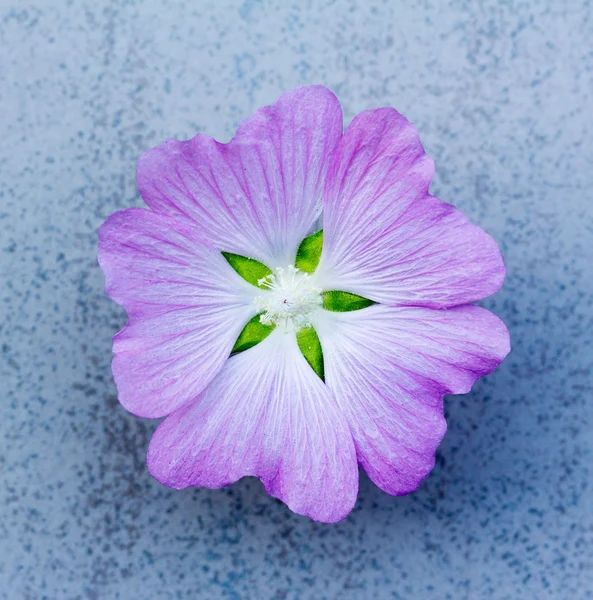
left=254, top=265, right=322, bottom=332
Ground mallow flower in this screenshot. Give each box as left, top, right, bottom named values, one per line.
left=98, top=86, right=510, bottom=523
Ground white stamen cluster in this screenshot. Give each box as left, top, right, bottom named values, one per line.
left=254, top=265, right=322, bottom=332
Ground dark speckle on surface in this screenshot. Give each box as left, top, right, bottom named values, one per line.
left=1, top=1, right=592, bottom=598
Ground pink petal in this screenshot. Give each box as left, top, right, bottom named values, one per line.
left=98, top=208, right=257, bottom=418
left=313, top=304, right=510, bottom=495
left=147, top=329, right=358, bottom=523
left=317, top=108, right=505, bottom=308
left=137, top=86, right=343, bottom=268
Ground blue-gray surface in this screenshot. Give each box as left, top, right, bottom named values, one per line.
left=1, top=1, right=592, bottom=598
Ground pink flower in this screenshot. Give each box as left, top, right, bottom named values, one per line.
left=98, top=86, right=510, bottom=523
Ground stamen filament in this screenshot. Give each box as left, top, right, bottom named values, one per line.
left=254, top=265, right=322, bottom=333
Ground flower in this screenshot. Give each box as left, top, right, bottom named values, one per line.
left=98, top=85, right=510, bottom=523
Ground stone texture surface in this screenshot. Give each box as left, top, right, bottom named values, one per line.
left=1, top=1, right=592, bottom=598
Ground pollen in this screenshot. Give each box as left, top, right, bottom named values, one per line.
left=254, top=265, right=322, bottom=332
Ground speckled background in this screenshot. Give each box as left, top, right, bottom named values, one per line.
left=1, top=1, right=592, bottom=598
